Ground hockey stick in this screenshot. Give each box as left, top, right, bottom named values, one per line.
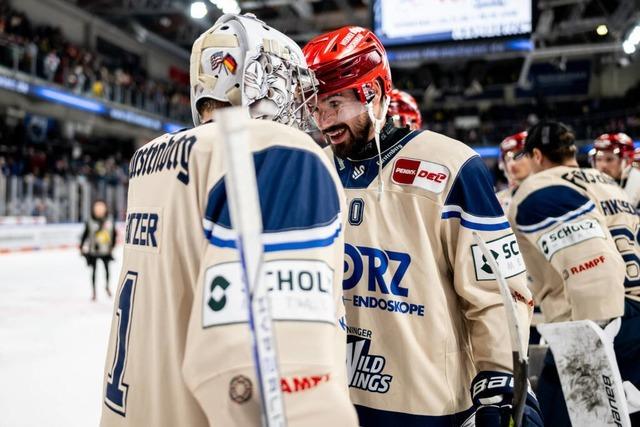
left=472, top=232, right=528, bottom=427
left=218, top=107, right=286, bottom=427
left=537, top=320, right=631, bottom=427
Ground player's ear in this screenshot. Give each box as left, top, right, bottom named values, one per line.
left=372, top=79, right=384, bottom=116
left=532, top=148, right=543, bottom=165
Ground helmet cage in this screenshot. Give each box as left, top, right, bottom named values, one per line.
left=190, top=13, right=318, bottom=131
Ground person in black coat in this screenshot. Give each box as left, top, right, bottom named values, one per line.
left=80, top=199, right=115, bottom=301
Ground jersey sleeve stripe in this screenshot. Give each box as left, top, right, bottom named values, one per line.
left=516, top=200, right=595, bottom=233
left=204, top=145, right=341, bottom=232
left=441, top=205, right=511, bottom=231
left=202, top=215, right=342, bottom=252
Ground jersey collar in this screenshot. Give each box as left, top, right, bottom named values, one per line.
left=334, top=130, right=421, bottom=189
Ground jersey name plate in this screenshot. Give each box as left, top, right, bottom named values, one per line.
left=202, top=259, right=335, bottom=328
left=537, top=218, right=605, bottom=261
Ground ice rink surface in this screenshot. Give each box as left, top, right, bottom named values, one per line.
left=0, top=247, right=123, bottom=427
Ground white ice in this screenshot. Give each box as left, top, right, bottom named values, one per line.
left=0, top=247, right=123, bottom=427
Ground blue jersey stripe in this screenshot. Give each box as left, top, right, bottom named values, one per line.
left=203, top=146, right=341, bottom=252
left=355, top=404, right=474, bottom=427
left=441, top=210, right=511, bottom=231
left=442, top=155, right=508, bottom=231
left=205, top=226, right=342, bottom=252
left=515, top=185, right=594, bottom=233
left=516, top=202, right=595, bottom=234
left=444, top=155, right=504, bottom=218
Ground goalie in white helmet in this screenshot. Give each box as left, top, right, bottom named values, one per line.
left=101, top=13, right=357, bottom=427
left=190, top=13, right=317, bottom=128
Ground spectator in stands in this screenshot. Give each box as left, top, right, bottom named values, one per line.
left=0, top=0, right=190, bottom=122
left=0, top=155, right=7, bottom=175
left=43, top=49, right=59, bottom=81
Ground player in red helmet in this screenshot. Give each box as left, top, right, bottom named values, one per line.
left=589, top=133, right=634, bottom=180
left=387, top=89, right=422, bottom=131
left=304, top=27, right=540, bottom=427
left=304, top=26, right=392, bottom=163
left=496, top=131, right=531, bottom=212
left=589, top=132, right=640, bottom=207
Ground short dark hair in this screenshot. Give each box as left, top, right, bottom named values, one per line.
left=196, top=98, right=231, bottom=117
left=525, top=121, right=577, bottom=164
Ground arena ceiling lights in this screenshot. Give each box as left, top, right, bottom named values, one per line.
left=190, top=2, right=208, bottom=19
left=209, top=0, right=240, bottom=14
left=191, top=0, right=239, bottom=20
left=622, top=24, right=640, bottom=55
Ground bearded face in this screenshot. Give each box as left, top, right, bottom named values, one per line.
left=313, top=90, right=373, bottom=158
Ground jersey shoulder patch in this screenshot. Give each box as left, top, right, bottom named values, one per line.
left=515, top=184, right=594, bottom=234
left=441, top=155, right=510, bottom=231
left=203, top=145, right=341, bottom=252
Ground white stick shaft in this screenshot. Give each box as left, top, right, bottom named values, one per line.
left=218, top=107, right=286, bottom=427
left=472, top=232, right=527, bottom=358
left=472, top=232, right=528, bottom=427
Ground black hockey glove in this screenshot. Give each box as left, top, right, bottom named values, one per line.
left=467, top=371, right=543, bottom=427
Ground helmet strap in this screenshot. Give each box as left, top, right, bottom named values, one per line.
left=366, top=94, right=390, bottom=200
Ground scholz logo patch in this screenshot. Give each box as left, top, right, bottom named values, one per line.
left=470, top=233, right=526, bottom=281
left=202, top=259, right=335, bottom=328
left=537, top=218, right=605, bottom=261
left=391, top=157, right=449, bottom=193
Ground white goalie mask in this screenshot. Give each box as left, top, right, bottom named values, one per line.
left=190, top=13, right=317, bottom=129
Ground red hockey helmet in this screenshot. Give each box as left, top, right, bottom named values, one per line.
left=591, top=133, right=635, bottom=162
left=388, top=89, right=422, bottom=130
left=499, top=131, right=528, bottom=163
left=302, top=26, right=392, bottom=104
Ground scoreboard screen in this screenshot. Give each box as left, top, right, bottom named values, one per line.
left=373, top=0, right=532, bottom=46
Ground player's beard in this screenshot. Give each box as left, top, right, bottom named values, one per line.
left=325, top=113, right=372, bottom=159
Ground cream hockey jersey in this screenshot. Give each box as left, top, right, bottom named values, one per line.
left=622, top=165, right=640, bottom=208
left=508, top=166, right=640, bottom=324
left=100, top=120, right=358, bottom=427
left=496, top=186, right=516, bottom=214
left=330, top=129, right=533, bottom=425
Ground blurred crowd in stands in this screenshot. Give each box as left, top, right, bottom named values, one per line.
left=0, top=117, right=131, bottom=221
left=426, top=97, right=640, bottom=146
left=0, top=0, right=191, bottom=123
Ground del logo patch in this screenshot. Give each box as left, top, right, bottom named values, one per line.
left=391, top=157, right=449, bottom=194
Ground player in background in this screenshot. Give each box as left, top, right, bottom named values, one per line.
left=80, top=199, right=115, bottom=300
left=589, top=132, right=640, bottom=207
left=387, top=88, right=422, bottom=131
left=303, top=27, right=542, bottom=427
left=494, top=132, right=545, bottom=343
left=495, top=131, right=531, bottom=213
left=100, top=13, right=358, bottom=427
left=508, top=122, right=640, bottom=426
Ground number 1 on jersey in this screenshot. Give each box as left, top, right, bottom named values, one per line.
left=105, top=271, right=138, bottom=416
